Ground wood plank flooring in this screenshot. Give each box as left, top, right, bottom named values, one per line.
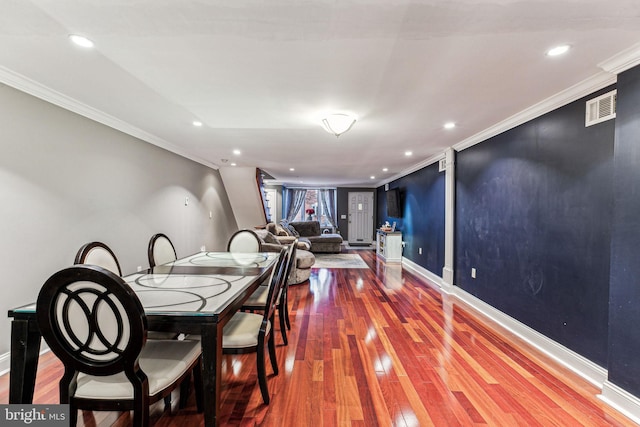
left=0, top=249, right=636, bottom=426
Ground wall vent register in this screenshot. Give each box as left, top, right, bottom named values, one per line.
left=585, top=89, right=616, bottom=127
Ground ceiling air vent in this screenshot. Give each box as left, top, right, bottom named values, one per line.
left=585, top=89, right=616, bottom=127
left=438, top=158, right=446, bottom=172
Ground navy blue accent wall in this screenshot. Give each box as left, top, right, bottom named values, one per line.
left=609, top=66, right=640, bottom=395
left=378, top=163, right=446, bottom=276
left=455, top=87, right=615, bottom=366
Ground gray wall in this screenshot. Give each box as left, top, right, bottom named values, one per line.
left=0, top=83, right=237, bottom=355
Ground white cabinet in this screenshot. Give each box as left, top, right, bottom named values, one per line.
left=376, top=230, right=402, bottom=262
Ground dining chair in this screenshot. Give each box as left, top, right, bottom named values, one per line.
left=36, top=264, right=203, bottom=427
left=222, top=247, right=287, bottom=404
left=75, top=242, right=179, bottom=342
left=242, top=239, right=297, bottom=345
left=74, top=241, right=122, bottom=276
left=227, top=229, right=262, bottom=253
left=148, top=233, right=177, bottom=268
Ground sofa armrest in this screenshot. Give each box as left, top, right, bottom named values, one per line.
left=275, top=236, right=297, bottom=245
left=260, top=243, right=284, bottom=252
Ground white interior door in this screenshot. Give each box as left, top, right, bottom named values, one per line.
left=348, top=191, right=374, bottom=244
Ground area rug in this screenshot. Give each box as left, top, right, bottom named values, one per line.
left=312, top=253, right=369, bottom=269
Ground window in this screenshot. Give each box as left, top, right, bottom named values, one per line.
left=291, top=189, right=334, bottom=227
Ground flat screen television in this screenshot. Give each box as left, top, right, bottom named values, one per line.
left=386, top=188, right=401, bottom=218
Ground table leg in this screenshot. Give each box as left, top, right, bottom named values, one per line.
left=200, top=323, right=223, bottom=427
left=9, top=318, right=42, bottom=403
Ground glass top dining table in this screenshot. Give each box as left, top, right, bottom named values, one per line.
left=7, top=251, right=279, bottom=427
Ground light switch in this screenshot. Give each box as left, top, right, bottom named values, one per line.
left=341, top=214, right=347, bottom=219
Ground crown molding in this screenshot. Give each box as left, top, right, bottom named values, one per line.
left=454, top=71, right=616, bottom=153
left=376, top=152, right=444, bottom=188
left=598, top=41, right=640, bottom=75
left=375, top=71, right=616, bottom=188
left=0, top=66, right=219, bottom=170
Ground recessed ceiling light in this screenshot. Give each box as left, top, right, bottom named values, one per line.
left=192, top=121, right=202, bottom=127
left=69, top=34, right=94, bottom=48
left=547, top=44, right=570, bottom=57
left=370, top=176, right=375, bottom=179
left=230, top=162, right=237, bottom=166
left=444, top=122, right=456, bottom=129
left=289, top=168, right=295, bottom=172
left=382, top=168, right=388, bottom=172
left=233, top=149, right=241, bottom=155
left=405, top=151, right=413, bottom=156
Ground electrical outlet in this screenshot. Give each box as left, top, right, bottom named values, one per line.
left=418, top=247, right=422, bottom=255
left=471, top=268, right=477, bottom=279
left=200, top=245, right=206, bottom=252
left=137, top=266, right=143, bottom=272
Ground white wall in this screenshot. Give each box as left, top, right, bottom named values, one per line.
left=0, top=83, right=238, bottom=355
left=219, top=167, right=267, bottom=229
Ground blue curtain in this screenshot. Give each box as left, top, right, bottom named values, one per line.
left=319, top=189, right=337, bottom=228
left=285, top=189, right=307, bottom=222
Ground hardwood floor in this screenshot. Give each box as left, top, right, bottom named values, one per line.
left=1, top=249, right=635, bottom=426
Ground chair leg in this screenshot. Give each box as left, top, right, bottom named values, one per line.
left=283, top=288, right=291, bottom=330
left=256, top=344, right=270, bottom=405
left=268, top=331, right=278, bottom=375
left=69, top=408, right=78, bottom=427
left=279, top=304, right=288, bottom=345
left=179, top=372, right=191, bottom=409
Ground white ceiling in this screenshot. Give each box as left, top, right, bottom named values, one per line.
left=2, top=0, right=640, bottom=187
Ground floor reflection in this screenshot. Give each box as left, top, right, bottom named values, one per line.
left=375, top=261, right=404, bottom=291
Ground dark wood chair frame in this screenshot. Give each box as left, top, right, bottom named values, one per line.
left=36, top=265, right=203, bottom=427
left=226, top=229, right=262, bottom=252
left=74, top=241, right=123, bottom=275
left=242, top=239, right=296, bottom=345
left=223, top=247, right=287, bottom=404
left=147, top=233, right=177, bottom=269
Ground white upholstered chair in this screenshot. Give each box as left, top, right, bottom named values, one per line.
left=74, top=241, right=122, bottom=276
left=222, top=247, right=287, bottom=404
left=75, top=243, right=180, bottom=347
left=227, top=229, right=262, bottom=253
left=242, top=239, right=297, bottom=345
left=147, top=233, right=178, bottom=268
left=36, top=265, right=203, bottom=427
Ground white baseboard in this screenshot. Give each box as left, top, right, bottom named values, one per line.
left=402, top=257, right=449, bottom=293
left=402, top=259, right=607, bottom=389
left=599, top=381, right=640, bottom=425
left=0, top=352, right=10, bottom=377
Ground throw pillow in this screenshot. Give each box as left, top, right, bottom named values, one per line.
left=287, top=224, right=300, bottom=237
left=263, top=231, right=280, bottom=244
left=274, top=223, right=288, bottom=236
left=279, top=219, right=292, bottom=236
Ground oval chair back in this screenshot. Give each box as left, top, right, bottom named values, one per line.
left=148, top=233, right=177, bottom=268
left=74, top=241, right=122, bottom=276
left=227, top=229, right=261, bottom=253
left=36, top=264, right=203, bottom=427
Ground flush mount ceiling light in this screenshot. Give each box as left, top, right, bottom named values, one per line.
left=547, top=44, right=570, bottom=57
left=321, top=113, right=357, bottom=137
left=68, top=34, right=94, bottom=48
left=444, top=122, right=456, bottom=129
left=192, top=121, right=203, bottom=127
